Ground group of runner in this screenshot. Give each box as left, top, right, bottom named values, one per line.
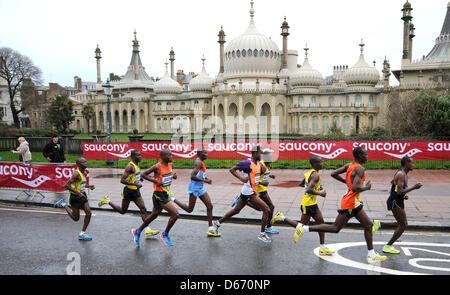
left=54, top=144, right=423, bottom=263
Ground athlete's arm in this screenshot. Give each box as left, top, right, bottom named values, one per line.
left=121, top=164, right=142, bottom=188
left=306, top=172, right=326, bottom=197
left=352, top=166, right=371, bottom=193
left=141, top=165, right=163, bottom=187
left=65, top=172, right=83, bottom=197
left=299, top=178, right=306, bottom=187
left=331, top=164, right=349, bottom=184
left=191, top=160, right=206, bottom=182
left=394, top=172, right=423, bottom=195
left=230, top=166, right=248, bottom=183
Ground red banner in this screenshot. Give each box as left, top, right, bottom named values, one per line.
left=0, top=163, right=89, bottom=192
left=82, top=141, right=450, bottom=161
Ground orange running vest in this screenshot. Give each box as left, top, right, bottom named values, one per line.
left=340, top=162, right=366, bottom=210
left=153, top=162, right=173, bottom=192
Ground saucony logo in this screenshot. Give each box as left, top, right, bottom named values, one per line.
left=172, top=150, right=198, bottom=159
left=384, top=148, right=422, bottom=159
left=310, top=148, right=347, bottom=159
left=237, top=152, right=252, bottom=158
left=11, top=175, right=51, bottom=188
left=108, top=149, right=134, bottom=159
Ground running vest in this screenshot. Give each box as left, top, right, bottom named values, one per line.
left=301, top=169, right=320, bottom=207
left=241, top=160, right=261, bottom=195
left=70, top=169, right=86, bottom=194
left=389, top=168, right=408, bottom=198
left=153, top=162, right=173, bottom=193
left=341, top=162, right=366, bottom=210
left=256, top=161, right=270, bottom=193
left=126, top=161, right=141, bottom=190
left=189, top=158, right=206, bottom=192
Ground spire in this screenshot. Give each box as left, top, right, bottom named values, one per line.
left=132, top=30, right=139, bottom=53
left=201, top=55, right=206, bottom=73
left=304, top=43, right=309, bottom=58
left=250, top=0, right=255, bottom=20
left=359, top=38, right=365, bottom=54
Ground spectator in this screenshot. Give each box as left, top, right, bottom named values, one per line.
left=43, top=134, right=66, bottom=163
left=11, top=137, right=32, bottom=164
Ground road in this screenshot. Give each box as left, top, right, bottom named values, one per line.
left=1, top=204, right=450, bottom=275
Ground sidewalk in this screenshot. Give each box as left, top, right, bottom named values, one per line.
left=1, top=167, right=450, bottom=230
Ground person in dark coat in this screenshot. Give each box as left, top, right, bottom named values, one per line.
left=43, top=134, right=67, bottom=163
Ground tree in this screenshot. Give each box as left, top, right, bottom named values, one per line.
left=0, top=47, right=43, bottom=127
left=45, top=93, right=75, bottom=133
left=82, top=104, right=95, bottom=134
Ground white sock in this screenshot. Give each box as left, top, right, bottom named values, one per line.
left=320, top=244, right=325, bottom=250
left=208, top=226, right=214, bottom=231
left=302, top=225, right=310, bottom=233
left=260, top=232, right=265, bottom=236
left=215, top=221, right=221, bottom=227
left=280, top=216, right=286, bottom=221
left=106, top=199, right=111, bottom=204
left=368, top=249, right=375, bottom=257
left=144, top=226, right=150, bottom=232
left=80, top=231, right=85, bottom=235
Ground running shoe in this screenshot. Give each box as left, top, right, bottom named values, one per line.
left=98, top=195, right=110, bottom=207
left=160, top=232, right=174, bottom=246
left=78, top=233, right=92, bottom=241
left=383, top=245, right=401, bottom=254
left=144, top=228, right=159, bottom=238
left=293, top=223, right=304, bottom=243
left=265, top=226, right=280, bottom=234
left=271, top=211, right=284, bottom=225
left=231, top=195, right=240, bottom=207
left=132, top=228, right=141, bottom=246
left=367, top=252, right=388, bottom=263
left=319, top=247, right=335, bottom=256
left=206, top=228, right=222, bottom=237
left=54, top=199, right=67, bottom=208
left=258, top=233, right=272, bottom=243
left=372, top=220, right=381, bottom=235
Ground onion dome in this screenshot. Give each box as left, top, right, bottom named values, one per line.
left=223, top=1, right=281, bottom=79
left=291, top=45, right=323, bottom=87
left=189, top=56, right=213, bottom=92
left=154, top=62, right=182, bottom=94
left=344, top=41, right=380, bottom=86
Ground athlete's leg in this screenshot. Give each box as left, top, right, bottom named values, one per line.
left=354, top=209, right=374, bottom=251
left=387, top=206, right=408, bottom=246
left=108, top=199, right=130, bottom=215
left=199, top=192, right=214, bottom=227
left=139, top=207, right=163, bottom=231
left=133, top=197, right=148, bottom=221
left=81, top=202, right=92, bottom=232
left=64, top=205, right=80, bottom=222
left=308, top=212, right=350, bottom=234
left=173, top=194, right=197, bottom=213
left=160, top=201, right=180, bottom=234
left=248, top=195, right=271, bottom=233
left=312, top=210, right=326, bottom=245
left=259, top=193, right=275, bottom=227
left=218, top=198, right=247, bottom=224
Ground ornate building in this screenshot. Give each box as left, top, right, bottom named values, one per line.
left=70, top=1, right=449, bottom=135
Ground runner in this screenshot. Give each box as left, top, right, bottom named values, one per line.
left=244, top=149, right=279, bottom=234
left=54, top=157, right=94, bottom=241
left=271, top=156, right=335, bottom=255
left=132, top=149, right=179, bottom=247
left=383, top=156, right=423, bottom=254
left=292, top=147, right=387, bottom=263
left=97, top=150, right=158, bottom=238
left=212, top=145, right=272, bottom=243
left=171, top=148, right=221, bottom=237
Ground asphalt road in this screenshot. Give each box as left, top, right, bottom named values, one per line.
left=1, top=204, right=450, bottom=276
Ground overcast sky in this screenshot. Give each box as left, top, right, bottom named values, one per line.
left=0, top=0, right=448, bottom=87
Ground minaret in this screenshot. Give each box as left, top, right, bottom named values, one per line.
left=409, top=22, right=415, bottom=61
left=133, top=30, right=140, bottom=80
left=401, top=1, right=413, bottom=64
left=281, top=17, right=290, bottom=70
left=169, top=47, right=175, bottom=80
left=95, top=44, right=102, bottom=84
left=218, top=26, right=226, bottom=74
left=382, top=56, right=391, bottom=88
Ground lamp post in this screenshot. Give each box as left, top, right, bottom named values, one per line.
left=102, top=78, right=114, bottom=166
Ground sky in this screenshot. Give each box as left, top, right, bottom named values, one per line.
left=0, top=0, right=448, bottom=87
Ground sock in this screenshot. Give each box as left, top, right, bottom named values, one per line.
left=144, top=226, right=150, bottom=232
left=106, top=199, right=111, bottom=204
left=302, top=225, right=310, bottom=233
left=260, top=232, right=265, bottom=236
left=368, top=249, right=375, bottom=257
left=215, top=221, right=221, bottom=227
left=280, top=216, right=286, bottom=221
left=80, top=231, right=85, bottom=235
left=320, top=244, right=325, bottom=250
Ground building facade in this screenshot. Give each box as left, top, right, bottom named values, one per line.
left=70, top=1, right=449, bottom=135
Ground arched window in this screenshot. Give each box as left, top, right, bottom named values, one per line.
left=328, top=96, right=335, bottom=107
left=333, top=116, right=340, bottom=128
left=265, top=50, right=269, bottom=57
left=310, top=96, right=316, bottom=107
left=248, top=49, right=252, bottom=57
left=270, top=51, right=274, bottom=58
left=369, top=95, right=374, bottom=107
left=242, top=49, right=246, bottom=57
left=368, top=116, right=374, bottom=129
left=232, top=51, right=236, bottom=58
left=236, top=50, right=241, bottom=58
left=298, top=96, right=304, bottom=107
left=312, top=116, right=319, bottom=133
left=346, top=96, right=350, bottom=106
left=259, top=49, right=264, bottom=57
left=302, top=116, right=309, bottom=133
left=343, top=116, right=350, bottom=135
left=323, top=116, right=329, bottom=134
left=355, top=95, right=362, bottom=107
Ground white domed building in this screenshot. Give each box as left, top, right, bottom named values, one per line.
left=70, top=1, right=448, bottom=136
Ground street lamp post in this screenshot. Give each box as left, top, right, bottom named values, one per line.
left=102, top=78, right=114, bottom=166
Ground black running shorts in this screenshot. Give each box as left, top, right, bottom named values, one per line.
left=337, top=204, right=364, bottom=218
left=69, top=193, right=88, bottom=209
left=152, top=191, right=170, bottom=208
left=122, top=186, right=142, bottom=202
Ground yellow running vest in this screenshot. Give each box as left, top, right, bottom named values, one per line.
left=301, top=169, right=320, bottom=207
left=256, top=161, right=270, bottom=193
left=126, top=161, right=141, bottom=190
left=70, top=169, right=86, bottom=194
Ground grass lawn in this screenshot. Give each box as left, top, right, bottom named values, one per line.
left=74, top=133, right=173, bottom=142
left=1, top=151, right=448, bottom=170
